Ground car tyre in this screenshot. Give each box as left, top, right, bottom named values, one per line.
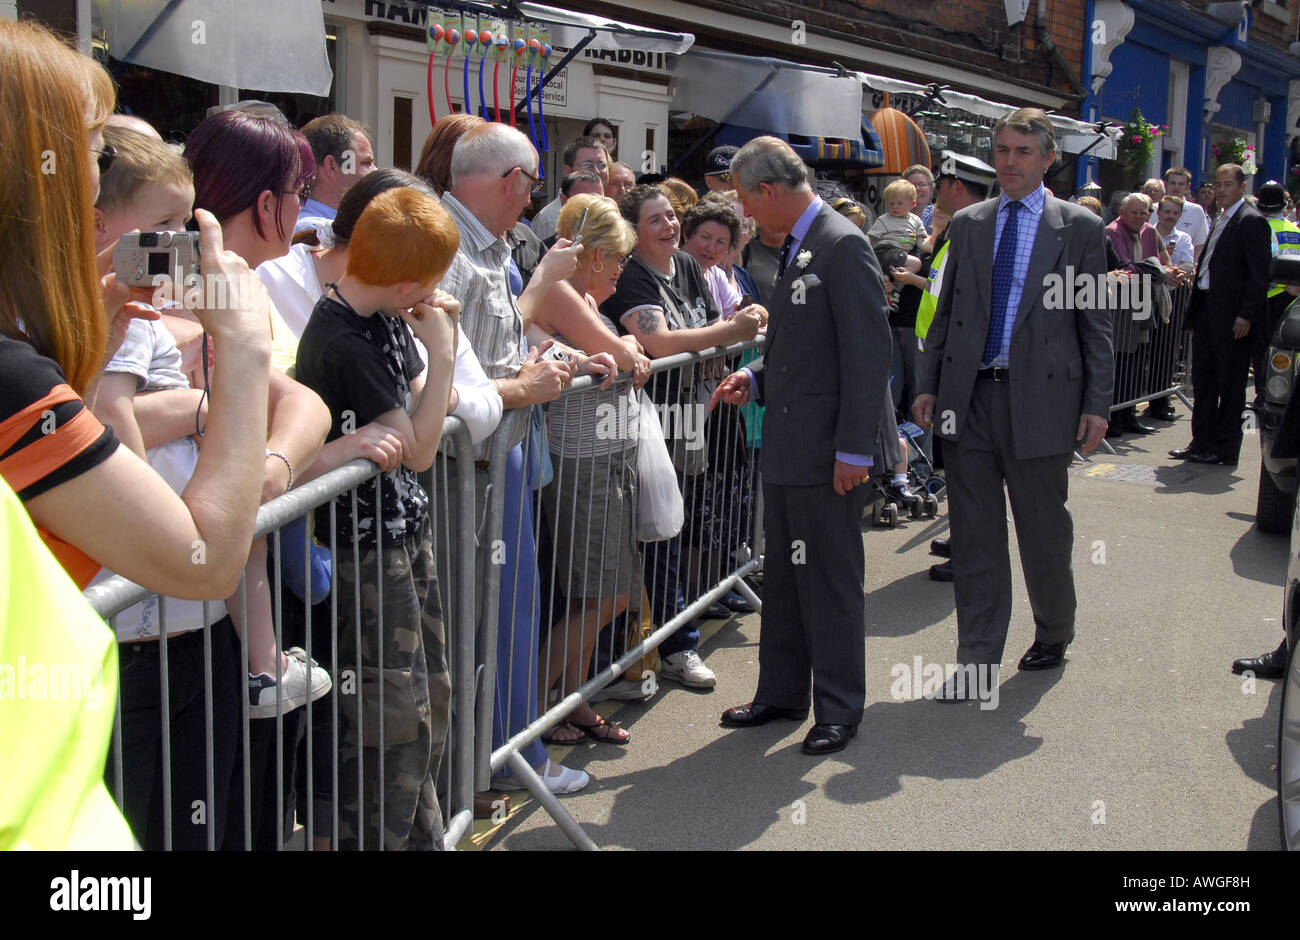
left=1257, top=463, right=1295, bottom=535
left=1279, top=639, right=1300, bottom=849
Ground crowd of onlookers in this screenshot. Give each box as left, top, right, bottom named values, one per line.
left=0, top=19, right=802, bottom=851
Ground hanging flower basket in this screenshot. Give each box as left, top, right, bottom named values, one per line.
left=1212, top=136, right=1248, bottom=167
left=1116, top=108, right=1163, bottom=183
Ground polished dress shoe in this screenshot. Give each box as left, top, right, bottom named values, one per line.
left=1105, top=421, right=1124, bottom=438
left=705, top=601, right=732, bottom=619
left=1145, top=401, right=1177, bottom=421
left=801, top=723, right=857, bottom=755
left=1186, top=451, right=1236, bottom=466
left=930, top=537, right=951, bottom=558
left=1169, top=445, right=1208, bottom=460
left=1018, top=639, right=1068, bottom=670
left=1121, top=412, right=1155, bottom=434
left=1231, top=640, right=1288, bottom=679
left=720, top=701, right=809, bottom=727
left=929, top=560, right=953, bottom=582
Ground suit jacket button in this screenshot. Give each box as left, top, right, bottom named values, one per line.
left=782, top=406, right=789, bottom=414
left=945, top=355, right=952, bottom=362
left=1047, top=373, right=1053, bottom=380
left=956, top=320, right=962, bottom=327
left=780, top=366, right=788, bottom=374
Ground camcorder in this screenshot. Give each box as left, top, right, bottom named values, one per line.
left=113, top=231, right=201, bottom=287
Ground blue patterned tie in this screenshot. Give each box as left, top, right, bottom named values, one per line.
left=983, top=200, right=1022, bottom=366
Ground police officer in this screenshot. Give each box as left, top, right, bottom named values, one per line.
left=917, top=151, right=995, bottom=581
left=1255, top=179, right=1300, bottom=395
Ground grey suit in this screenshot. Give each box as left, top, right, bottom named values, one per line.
left=748, top=203, right=892, bottom=724
left=918, top=192, right=1112, bottom=665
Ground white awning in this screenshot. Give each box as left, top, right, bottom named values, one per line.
left=517, top=3, right=694, bottom=55
left=857, top=70, right=1118, bottom=159
left=100, top=0, right=333, bottom=96
left=670, top=49, right=864, bottom=141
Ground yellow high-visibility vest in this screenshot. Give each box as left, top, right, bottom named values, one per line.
left=0, top=479, right=135, bottom=850
left=1268, top=216, right=1300, bottom=298
left=916, top=238, right=950, bottom=342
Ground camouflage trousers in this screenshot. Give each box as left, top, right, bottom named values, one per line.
left=335, top=515, right=450, bottom=851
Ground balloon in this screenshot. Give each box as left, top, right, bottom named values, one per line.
left=429, top=24, right=444, bottom=41
left=479, top=30, right=493, bottom=44
left=446, top=28, right=460, bottom=44
left=513, top=38, right=526, bottom=54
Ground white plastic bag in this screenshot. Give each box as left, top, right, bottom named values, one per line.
left=636, top=392, right=685, bottom=542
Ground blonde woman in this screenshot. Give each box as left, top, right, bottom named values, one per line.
left=532, top=194, right=650, bottom=743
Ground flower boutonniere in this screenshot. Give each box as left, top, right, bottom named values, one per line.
left=795, top=249, right=812, bottom=270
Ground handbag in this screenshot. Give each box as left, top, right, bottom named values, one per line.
left=635, top=391, right=685, bottom=542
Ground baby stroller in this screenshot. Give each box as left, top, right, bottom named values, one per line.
left=868, top=412, right=945, bottom=527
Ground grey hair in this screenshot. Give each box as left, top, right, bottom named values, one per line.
left=449, top=123, right=537, bottom=186
left=992, top=107, right=1056, bottom=156
left=730, top=136, right=811, bottom=193
left=1121, top=192, right=1152, bottom=212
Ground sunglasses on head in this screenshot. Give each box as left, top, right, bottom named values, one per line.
left=96, top=142, right=117, bottom=175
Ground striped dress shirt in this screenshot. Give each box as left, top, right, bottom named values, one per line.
left=988, top=183, right=1048, bottom=368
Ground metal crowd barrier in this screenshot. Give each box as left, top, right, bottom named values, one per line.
left=83, top=417, right=477, bottom=851
left=1100, top=280, right=1194, bottom=455
left=477, top=339, right=765, bottom=850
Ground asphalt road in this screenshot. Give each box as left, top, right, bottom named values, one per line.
left=479, top=399, right=1289, bottom=851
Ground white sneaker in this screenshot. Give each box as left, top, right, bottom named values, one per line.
left=248, top=650, right=332, bottom=719
left=589, top=678, right=654, bottom=703
left=659, top=650, right=716, bottom=688
left=489, top=759, right=589, bottom=795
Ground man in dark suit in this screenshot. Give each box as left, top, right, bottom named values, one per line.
left=912, top=108, right=1113, bottom=693
left=1169, top=163, right=1271, bottom=466
left=710, top=136, right=892, bottom=754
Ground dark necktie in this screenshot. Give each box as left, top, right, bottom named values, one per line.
left=982, top=200, right=1022, bottom=366
left=778, top=234, right=795, bottom=276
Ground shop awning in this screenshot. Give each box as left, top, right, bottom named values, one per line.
left=857, top=71, right=1119, bottom=159
left=670, top=50, right=865, bottom=142
left=516, top=3, right=694, bottom=54
left=99, top=0, right=333, bottom=96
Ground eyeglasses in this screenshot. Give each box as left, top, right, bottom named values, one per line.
left=95, top=143, right=117, bottom=175
left=505, top=165, right=545, bottom=194
left=710, top=171, right=732, bottom=184
left=284, top=183, right=312, bottom=203
left=575, top=159, right=608, bottom=172
left=616, top=253, right=631, bottom=271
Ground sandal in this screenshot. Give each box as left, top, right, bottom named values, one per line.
left=569, top=714, right=630, bottom=745
left=541, top=722, right=585, bottom=745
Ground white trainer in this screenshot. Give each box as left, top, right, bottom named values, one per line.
left=489, top=759, right=589, bottom=794
left=249, top=649, right=332, bottom=719
left=659, top=650, right=716, bottom=688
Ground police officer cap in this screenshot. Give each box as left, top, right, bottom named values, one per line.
left=1256, top=179, right=1287, bottom=212
left=935, top=150, right=996, bottom=188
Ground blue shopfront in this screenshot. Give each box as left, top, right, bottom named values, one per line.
left=1082, top=0, right=1300, bottom=192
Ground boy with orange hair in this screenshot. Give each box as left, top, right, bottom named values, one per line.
left=294, top=186, right=461, bottom=850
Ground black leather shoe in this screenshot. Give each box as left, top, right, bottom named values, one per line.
left=1145, top=402, right=1177, bottom=421
left=720, top=702, right=809, bottom=727
left=1121, top=413, right=1155, bottom=434
left=1106, top=421, right=1124, bottom=438
left=705, top=601, right=731, bottom=619
left=1186, top=451, right=1236, bottom=466
left=1169, top=445, right=1205, bottom=460
left=930, top=537, right=951, bottom=558
left=929, top=560, right=953, bottom=582
left=1018, top=640, right=1068, bottom=670
left=801, top=723, right=857, bottom=754
left=1231, top=640, right=1288, bottom=679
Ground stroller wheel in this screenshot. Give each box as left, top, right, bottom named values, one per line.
left=882, top=503, right=898, bottom=526
left=925, top=476, right=946, bottom=497
left=924, top=495, right=939, bottom=517
left=871, top=501, right=883, bottom=526
left=909, top=498, right=924, bottom=519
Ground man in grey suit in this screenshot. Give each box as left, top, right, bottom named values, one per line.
left=912, top=108, right=1112, bottom=696
left=710, top=136, right=892, bottom=754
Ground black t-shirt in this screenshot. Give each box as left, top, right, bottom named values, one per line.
left=295, top=292, right=429, bottom=547
left=600, top=250, right=718, bottom=405
left=0, top=335, right=118, bottom=501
